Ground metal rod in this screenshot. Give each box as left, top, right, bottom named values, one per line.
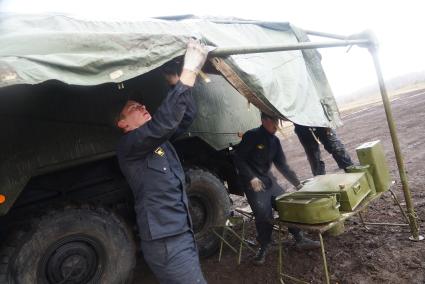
left=305, top=30, right=348, bottom=40
left=280, top=274, right=310, bottom=284
left=362, top=222, right=410, bottom=227
left=212, top=230, right=238, bottom=254
left=358, top=212, right=370, bottom=230
left=369, top=47, right=421, bottom=240
left=319, top=233, right=330, bottom=284
left=209, top=39, right=371, bottom=57
left=218, top=228, right=225, bottom=261
left=278, top=223, right=283, bottom=280
left=389, top=189, right=410, bottom=224
left=238, top=221, right=245, bottom=264
left=235, top=208, right=255, bottom=220
left=225, top=226, right=257, bottom=253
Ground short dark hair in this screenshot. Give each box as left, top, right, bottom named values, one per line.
left=113, top=100, right=136, bottom=128
left=260, top=112, right=279, bottom=121
left=161, top=58, right=183, bottom=76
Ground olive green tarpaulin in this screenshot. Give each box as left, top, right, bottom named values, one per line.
left=0, top=14, right=341, bottom=128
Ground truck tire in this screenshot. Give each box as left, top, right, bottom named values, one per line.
left=185, top=169, right=231, bottom=257
left=0, top=206, right=136, bottom=284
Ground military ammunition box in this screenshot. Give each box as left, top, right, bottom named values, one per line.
left=276, top=193, right=340, bottom=224
left=356, top=140, right=391, bottom=192
left=299, top=173, right=371, bottom=212
left=346, top=165, right=377, bottom=196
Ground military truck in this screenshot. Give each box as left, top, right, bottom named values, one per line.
left=0, top=14, right=343, bottom=283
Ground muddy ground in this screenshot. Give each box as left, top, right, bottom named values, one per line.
left=134, top=89, right=425, bottom=283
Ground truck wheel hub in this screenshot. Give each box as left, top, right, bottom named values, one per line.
left=41, top=235, right=104, bottom=284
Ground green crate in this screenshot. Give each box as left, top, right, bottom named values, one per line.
left=346, top=165, right=377, bottom=196
left=276, top=193, right=340, bottom=224
left=356, top=140, right=391, bottom=192
left=299, top=173, right=371, bottom=212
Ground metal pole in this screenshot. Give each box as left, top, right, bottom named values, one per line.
left=278, top=223, right=283, bottom=281
left=362, top=222, right=410, bottom=227
left=389, top=188, right=410, bottom=224
left=305, top=30, right=347, bottom=40
left=358, top=212, right=370, bottom=230
left=209, top=39, right=371, bottom=57
left=238, top=221, right=245, bottom=264
left=319, top=233, right=330, bottom=284
left=368, top=41, right=423, bottom=241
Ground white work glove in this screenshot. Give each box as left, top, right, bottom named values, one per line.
left=250, top=177, right=265, bottom=192
left=182, top=38, right=209, bottom=74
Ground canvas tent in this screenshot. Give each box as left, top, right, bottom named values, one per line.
left=0, top=13, right=341, bottom=128
left=0, top=12, right=421, bottom=247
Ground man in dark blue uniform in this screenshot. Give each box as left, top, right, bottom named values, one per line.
left=116, top=39, right=208, bottom=283
left=235, top=113, right=320, bottom=265
left=294, top=124, right=353, bottom=176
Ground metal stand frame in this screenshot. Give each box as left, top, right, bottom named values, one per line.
left=276, top=188, right=411, bottom=284
left=212, top=216, right=256, bottom=264
left=358, top=188, right=410, bottom=229
left=276, top=223, right=311, bottom=284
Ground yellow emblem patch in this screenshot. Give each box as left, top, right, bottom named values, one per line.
left=154, top=147, right=165, bottom=157
left=257, top=144, right=265, bottom=150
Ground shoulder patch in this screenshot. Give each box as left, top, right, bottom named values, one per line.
left=154, top=147, right=165, bottom=157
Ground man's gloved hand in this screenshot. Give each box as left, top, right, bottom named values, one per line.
left=250, top=177, right=265, bottom=192
left=182, top=38, right=209, bottom=74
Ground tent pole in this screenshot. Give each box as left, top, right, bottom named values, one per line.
left=368, top=40, right=423, bottom=241
left=304, top=30, right=347, bottom=40
left=209, top=39, right=370, bottom=57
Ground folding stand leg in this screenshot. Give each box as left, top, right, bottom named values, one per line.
left=277, top=223, right=309, bottom=284
left=389, top=188, right=410, bottom=224
left=358, top=212, right=370, bottom=230
left=237, top=221, right=245, bottom=264
left=319, top=233, right=330, bottom=284
left=358, top=190, right=410, bottom=227
left=278, top=223, right=283, bottom=283
left=218, top=228, right=226, bottom=262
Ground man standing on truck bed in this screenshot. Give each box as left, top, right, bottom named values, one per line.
left=235, top=112, right=320, bottom=265
left=116, top=39, right=208, bottom=284
left=293, top=123, right=354, bottom=176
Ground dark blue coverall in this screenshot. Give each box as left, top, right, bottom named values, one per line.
left=234, top=126, right=302, bottom=247
left=294, top=124, right=353, bottom=176
left=117, top=82, right=206, bottom=284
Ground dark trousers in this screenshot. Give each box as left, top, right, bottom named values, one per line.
left=244, top=178, right=301, bottom=247
left=140, top=231, right=206, bottom=284
left=294, top=124, right=353, bottom=176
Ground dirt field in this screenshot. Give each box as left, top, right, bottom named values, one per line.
left=134, top=89, right=425, bottom=283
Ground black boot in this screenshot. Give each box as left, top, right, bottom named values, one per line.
left=295, top=235, right=320, bottom=250
left=253, top=245, right=269, bottom=265
left=291, top=230, right=320, bottom=250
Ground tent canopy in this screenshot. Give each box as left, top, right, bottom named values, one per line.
left=0, top=14, right=341, bottom=127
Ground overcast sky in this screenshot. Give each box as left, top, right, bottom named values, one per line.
left=2, top=0, right=424, bottom=97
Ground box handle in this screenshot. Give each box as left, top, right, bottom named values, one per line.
left=333, top=202, right=341, bottom=210
left=353, top=182, right=361, bottom=194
